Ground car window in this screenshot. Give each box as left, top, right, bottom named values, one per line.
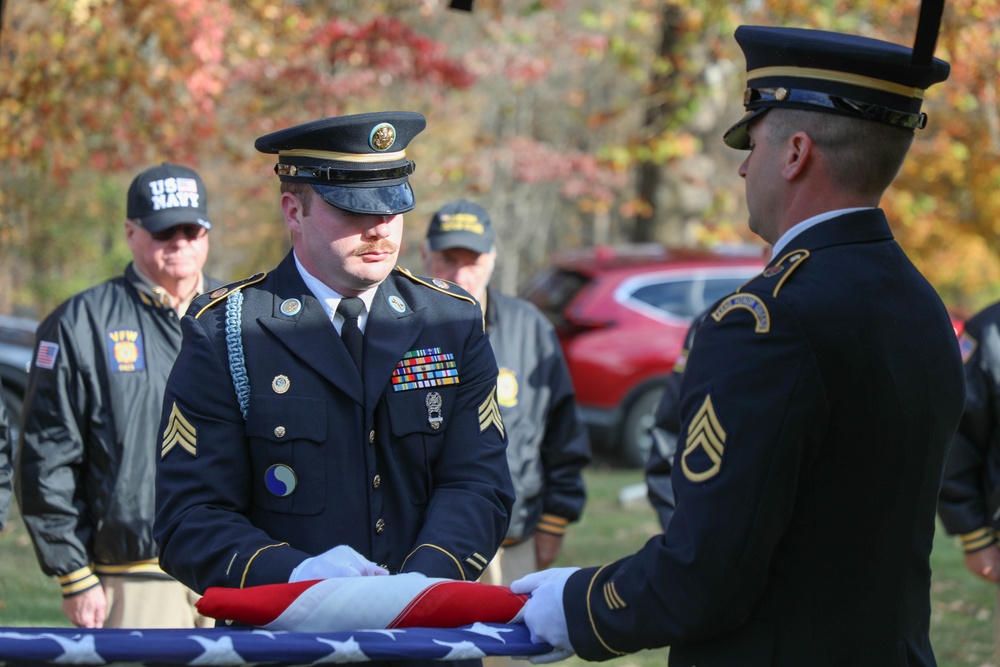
left=630, top=281, right=696, bottom=318
left=520, top=269, right=590, bottom=327
left=630, top=276, right=751, bottom=319
left=701, top=277, right=751, bottom=309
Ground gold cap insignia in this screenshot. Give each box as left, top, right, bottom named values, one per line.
left=369, top=123, right=396, bottom=151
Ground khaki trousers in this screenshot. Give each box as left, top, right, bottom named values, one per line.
left=102, top=575, right=212, bottom=628
left=483, top=537, right=538, bottom=667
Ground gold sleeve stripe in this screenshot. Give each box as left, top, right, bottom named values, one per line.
left=536, top=514, right=569, bottom=535
left=961, top=528, right=996, bottom=552
left=465, top=557, right=485, bottom=572
left=585, top=565, right=627, bottom=657
left=59, top=566, right=100, bottom=595
left=401, top=544, right=467, bottom=581
left=240, top=543, right=290, bottom=589
left=469, top=552, right=488, bottom=566
left=95, top=559, right=164, bottom=576
left=747, top=66, right=924, bottom=99
left=602, top=582, right=626, bottom=610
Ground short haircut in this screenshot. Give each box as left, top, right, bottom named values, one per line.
left=766, top=109, right=915, bottom=198
left=280, top=182, right=313, bottom=216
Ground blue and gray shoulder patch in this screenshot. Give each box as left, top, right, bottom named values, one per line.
left=194, top=272, right=268, bottom=318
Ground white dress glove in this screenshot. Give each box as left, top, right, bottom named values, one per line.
left=289, top=545, right=389, bottom=583
left=510, top=567, right=579, bottom=664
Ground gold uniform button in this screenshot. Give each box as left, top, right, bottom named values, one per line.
left=375, top=518, right=386, bottom=534
left=274, top=426, right=286, bottom=438
left=373, top=474, right=381, bottom=489
left=368, top=430, right=375, bottom=444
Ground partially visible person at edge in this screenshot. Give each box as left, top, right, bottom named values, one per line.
left=645, top=246, right=771, bottom=532
left=938, top=303, right=1000, bottom=662
left=153, top=113, right=513, bottom=667
left=420, top=200, right=590, bottom=595
left=16, top=163, right=220, bottom=629
left=510, top=21, right=964, bottom=667
left=0, top=385, right=11, bottom=531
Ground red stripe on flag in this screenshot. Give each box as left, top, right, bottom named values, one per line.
left=387, top=581, right=528, bottom=629
left=197, top=579, right=321, bottom=626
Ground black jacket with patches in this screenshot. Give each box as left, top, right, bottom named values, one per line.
left=484, top=289, right=589, bottom=543
left=563, top=209, right=965, bottom=666
left=938, top=302, right=1000, bottom=552
left=17, top=264, right=222, bottom=597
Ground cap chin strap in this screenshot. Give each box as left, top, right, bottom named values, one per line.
left=274, top=162, right=416, bottom=182
left=744, top=87, right=928, bottom=130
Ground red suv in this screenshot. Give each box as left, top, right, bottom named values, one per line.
left=521, top=244, right=764, bottom=467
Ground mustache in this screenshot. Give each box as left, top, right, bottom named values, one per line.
left=352, top=239, right=398, bottom=256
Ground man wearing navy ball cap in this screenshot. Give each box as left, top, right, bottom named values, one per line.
left=512, top=6, right=966, bottom=666
left=154, top=113, right=514, bottom=666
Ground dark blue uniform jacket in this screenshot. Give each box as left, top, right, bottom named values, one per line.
left=564, top=209, right=965, bottom=666
left=154, top=253, right=514, bottom=599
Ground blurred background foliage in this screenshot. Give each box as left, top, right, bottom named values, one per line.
left=2, top=0, right=998, bottom=318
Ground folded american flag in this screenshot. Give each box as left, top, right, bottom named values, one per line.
left=197, top=573, right=528, bottom=632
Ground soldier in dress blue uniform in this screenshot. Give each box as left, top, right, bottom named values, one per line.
left=153, top=112, right=514, bottom=666
left=512, top=15, right=966, bottom=667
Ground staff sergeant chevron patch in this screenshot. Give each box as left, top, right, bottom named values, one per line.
left=478, top=388, right=505, bottom=439
left=162, top=401, right=198, bottom=458
left=682, top=394, right=726, bottom=482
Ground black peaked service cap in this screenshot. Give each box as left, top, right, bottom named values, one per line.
left=724, top=22, right=950, bottom=149
left=255, top=111, right=427, bottom=215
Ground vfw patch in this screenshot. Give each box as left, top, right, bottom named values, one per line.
left=106, top=329, right=145, bottom=373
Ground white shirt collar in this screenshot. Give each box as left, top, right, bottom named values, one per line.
left=770, top=207, right=873, bottom=260
left=293, top=251, right=378, bottom=334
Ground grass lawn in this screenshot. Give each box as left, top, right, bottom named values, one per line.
left=1, top=463, right=997, bottom=666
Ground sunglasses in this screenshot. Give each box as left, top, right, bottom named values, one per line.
left=149, top=224, right=208, bottom=242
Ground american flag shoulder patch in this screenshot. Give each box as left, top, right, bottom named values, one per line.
left=392, top=347, right=460, bottom=392
left=35, top=340, right=60, bottom=370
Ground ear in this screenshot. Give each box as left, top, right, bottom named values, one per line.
left=280, top=192, right=304, bottom=234
left=781, top=131, right=813, bottom=182
left=124, top=220, right=139, bottom=251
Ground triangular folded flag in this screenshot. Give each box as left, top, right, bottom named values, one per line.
left=197, top=573, right=528, bottom=632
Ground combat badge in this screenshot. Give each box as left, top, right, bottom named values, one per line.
left=478, top=387, right=505, bottom=439
left=681, top=394, right=726, bottom=482
left=712, top=293, right=770, bottom=333
left=162, top=402, right=197, bottom=458
left=426, top=391, right=444, bottom=430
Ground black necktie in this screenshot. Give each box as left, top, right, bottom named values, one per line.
left=337, top=297, right=365, bottom=372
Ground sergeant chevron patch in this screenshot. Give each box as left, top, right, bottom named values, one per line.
left=162, top=401, right=198, bottom=458
left=682, top=394, right=726, bottom=482
left=478, top=388, right=505, bottom=439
